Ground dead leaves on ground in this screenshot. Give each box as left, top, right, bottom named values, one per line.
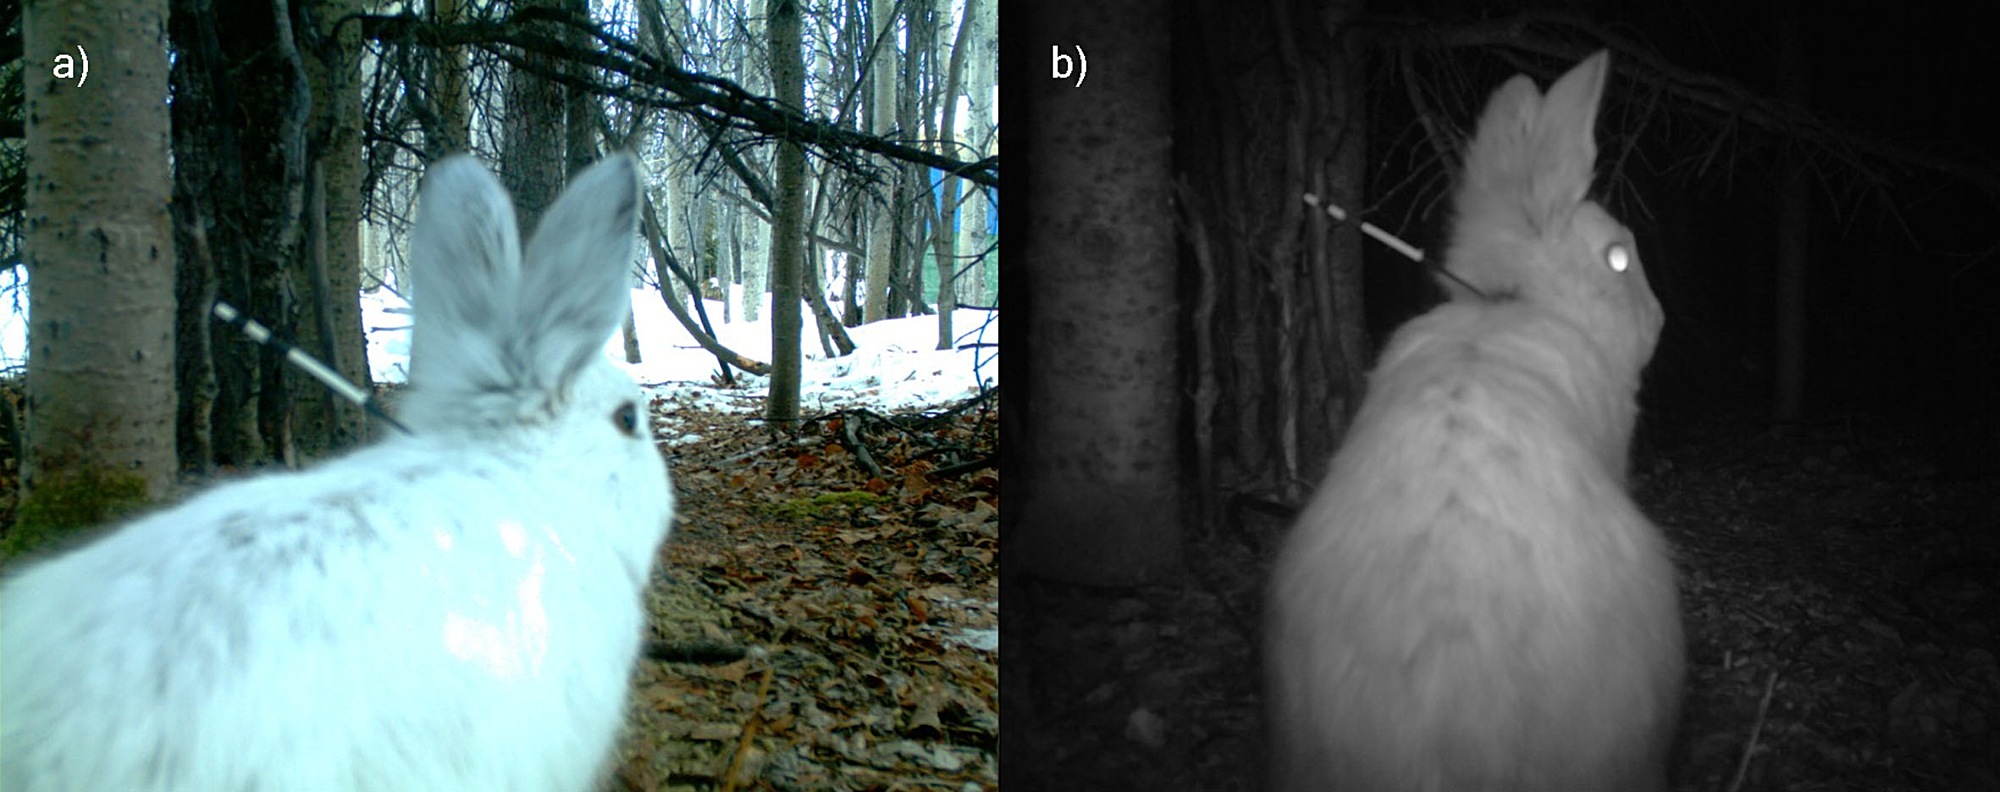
left=620, top=401, right=998, bottom=791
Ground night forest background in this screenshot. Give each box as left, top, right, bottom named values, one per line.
left=1006, top=0, right=1999, bottom=790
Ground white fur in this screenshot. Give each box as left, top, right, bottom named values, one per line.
left=1, top=153, right=675, bottom=792
left=1266, top=52, right=1682, bottom=792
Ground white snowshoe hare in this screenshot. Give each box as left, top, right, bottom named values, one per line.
left=1265, top=52, right=1683, bottom=792
left=0, top=153, right=675, bottom=791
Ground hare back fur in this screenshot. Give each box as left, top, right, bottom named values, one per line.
left=1, top=431, right=672, bottom=791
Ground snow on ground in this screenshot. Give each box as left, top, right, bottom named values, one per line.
left=3, top=265, right=996, bottom=420
left=362, top=285, right=996, bottom=418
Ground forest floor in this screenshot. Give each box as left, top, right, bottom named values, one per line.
left=1006, top=416, right=1999, bottom=792
left=619, top=396, right=999, bottom=791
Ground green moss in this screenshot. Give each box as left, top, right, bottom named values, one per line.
left=767, top=490, right=887, bottom=523
left=3, top=469, right=151, bottom=562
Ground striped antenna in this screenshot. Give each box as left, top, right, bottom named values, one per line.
left=1302, top=193, right=1425, bottom=262
left=1302, top=193, right=1489, bottom=301
left=210, top=301, right=411, bottom=436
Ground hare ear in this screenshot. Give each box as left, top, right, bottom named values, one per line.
left=1532, top=50, right=1610, bottom=215
left=1473, top=74, right=1546, bottom=155
left=409, top=155, right=524, bottom=393
left=518, top=152, right=643, bottom=388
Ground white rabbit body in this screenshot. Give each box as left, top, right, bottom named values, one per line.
left=0, top=153, right=675, bottom=792
left=1265, top=52, right=1682, bottom=792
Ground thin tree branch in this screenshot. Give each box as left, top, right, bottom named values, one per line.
left=352, top=11, right=998, bottom=190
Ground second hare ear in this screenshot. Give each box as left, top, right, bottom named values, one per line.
left=1531, top=50, right=1610, bottom=212
left=517, top=153, right=644, bottom=388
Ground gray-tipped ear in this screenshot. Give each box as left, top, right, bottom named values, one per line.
left=517, top=152, right=644, bottom=387
left=408, top=155, right=523, bottom=390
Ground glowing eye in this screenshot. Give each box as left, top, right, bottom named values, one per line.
left=1606, top=243, right=1632, bottom=273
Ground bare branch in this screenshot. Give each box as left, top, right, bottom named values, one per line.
left=352, top=10, right=999, bottom=190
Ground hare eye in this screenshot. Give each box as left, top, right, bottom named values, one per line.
left=1605, top=243, right=1632, bottom=273
left=614, top=402, right=640, bottom=437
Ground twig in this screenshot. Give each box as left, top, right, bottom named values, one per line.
left=841, top=416, right=884, bottom=478
left=931, top=453, right=995, bottom=477
left=1727, top=670, right=1781, bottom=792
left=643, top=640, right=747, bottom=665
left=719, top=655, right=775, bottom=792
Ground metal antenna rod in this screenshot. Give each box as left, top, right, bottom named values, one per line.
left=210, top=301, right=411, bottom=436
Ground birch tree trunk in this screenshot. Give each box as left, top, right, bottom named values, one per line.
left=960, top=0, right=996, bottom=306
left=21, top=0, right=178, bottom=524
left=862, top=0, right=898, bottom=323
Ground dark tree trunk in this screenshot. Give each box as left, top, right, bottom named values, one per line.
left=1176, top=0, right=1369, bottom=519
left=171, top=0, right=302, bottom=469
left=765, top=0, right=806, bottom=424
left=502, top=0, right=570, bottom=233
